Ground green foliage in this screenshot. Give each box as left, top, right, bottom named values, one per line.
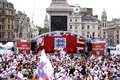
left=38, top=27, right=49, bottom=35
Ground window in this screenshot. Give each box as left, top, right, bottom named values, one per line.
left=75, top=19, right=77, bottom=22
left=117, top=35, right=119, bottom=39
left=98, top=27, right=100, bottom=30
left=117, top=30, right=119, bottom=34
left=19, top=32, right=22, bottom=38
left=11, top=25, right=13, bottom=29
left=92, top=32, right=95, bottom=37
left=103, top=32, right=105, bottom=34
left=2, top=32, right=4, bottom=38
left=69, top=12, right=72, bottom=15
left=8, top=32, right=10, bottom=38
left=0, top=25, right=3, bottom=30
left=103, top=35, right=106, bottom=39
left=8, top=25, right=10, bottom=29
left=8, top=18, right=10, bottom=23
left=0, top=25, right=1, bottom=30
left=98, top=34, right=100, bottom=38
left=117, top=40, right=119, bottom=44
left=105, top=23, right=107, bottom=27
left=82, top=26, right=84, bottom=30
left=2, top=18, right=4, bottom=23
left=87, top=32, right=89, bottom=34
left=87, top=25, right=90, bottom=29
left=93, top=26, right=95, bottom=29
left=87, top=32, right=90, bottom=38
left=70, top=25, right=72, bottom=29
left=2, top=10, right=4, bottom=14
left=0, top=32, right=1, bottom=38
left=70, top=19, right=72, bottom=22
left=75, top=26, right=77, bottom=29
left=87, top=35, right=89, bottom=38
left=103, top=32, right=106, bottom=39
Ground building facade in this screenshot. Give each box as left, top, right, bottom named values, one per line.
left=100, top=10, right=120, bottom=46
left=0, top=0, right=15, bottom=42
left=47, top=0, right=99, bottom=39
left=47, top=0, right=120, bottom=46
left=30, top=21, right=39, bottom=38
left=14, top=11, right=32, bottom=40
left=69, top=5, right=99, bottom=38
left=100, top=10, right=108, bottom=40
left=106, top=19, right=120, bottom=46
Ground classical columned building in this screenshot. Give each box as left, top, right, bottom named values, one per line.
left=14, top=11, right=32, bottom=40
left=0, top=0, right=15, bottom=42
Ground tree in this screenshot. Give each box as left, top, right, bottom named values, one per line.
left=38, top=27, right=49, bottom=35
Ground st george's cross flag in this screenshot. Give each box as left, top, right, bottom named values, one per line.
left=37, top=49, right=54, bottom=80
left=54, top=38, right=66, bottom=50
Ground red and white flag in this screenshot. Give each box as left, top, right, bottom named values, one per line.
left=77, top=37, right=85, bottom=50
left=37, top=49, right=54, bottom=80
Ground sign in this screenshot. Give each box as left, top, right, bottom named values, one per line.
left=77, top=37, right=85, bottom=53
left=92, top=41, right=106, bottom=56
left=16, top=40, right=31, bottom=54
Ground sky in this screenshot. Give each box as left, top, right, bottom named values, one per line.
left=8, top=0, right=120, bottom=27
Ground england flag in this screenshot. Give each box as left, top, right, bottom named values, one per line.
left=54, top=38, right=66, bottom=50
left=37, top=49, right=54, bottom=80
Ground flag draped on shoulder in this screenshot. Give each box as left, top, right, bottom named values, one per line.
left=37, top=49, right=54, bottom=80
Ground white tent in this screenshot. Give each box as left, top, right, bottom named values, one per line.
left=0, top=42, right=14, bottom=49
left=3, top=42, right=14, bottom=49
left=116, top=44, right=120, bottom=50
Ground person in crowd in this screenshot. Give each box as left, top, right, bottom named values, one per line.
left=0, top=49, right=120, bottom=80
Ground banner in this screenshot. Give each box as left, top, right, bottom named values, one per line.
left=16, top=40, right=31, bottom=54
left=37, top=49, right=54, bottom=80
left=92, top=41, right=106, bottom=56
left=77, top=37, right=85, bottom=53
left=66, top=35, right=76, bottom=53
left=44, top=36, right=54, bottom=53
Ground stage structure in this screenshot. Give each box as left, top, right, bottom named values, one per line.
left=33, top=31, right=85, bottom=54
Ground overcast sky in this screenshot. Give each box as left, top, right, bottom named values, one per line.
left=8, top=0, right=120, bottom=27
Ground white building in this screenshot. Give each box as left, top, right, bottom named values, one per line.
left=100, top=10, right=120, bottom=46
left=47, top=0, right=99, bottom=39
left=15, top=11, right=32, bottom=40
left=107, top=19, right=120, bottom=46
left=30, top=21, right=39, bottom=38
left=69, top=5, right=99, bottom=38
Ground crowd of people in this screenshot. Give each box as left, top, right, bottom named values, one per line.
left=0, top=52, right=38, bottom=80
left=49, top=51, right=120, bottom=80
left=0, top=50, right=120, bottom=80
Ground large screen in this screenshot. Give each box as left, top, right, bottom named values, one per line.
left=51, top=16, right=67, bottom=31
